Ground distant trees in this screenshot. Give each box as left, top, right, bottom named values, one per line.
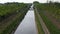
left=33, top=1, right=39, bottom=4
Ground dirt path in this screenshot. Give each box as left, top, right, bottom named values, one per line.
left=35, top=8, right=50, bottom=34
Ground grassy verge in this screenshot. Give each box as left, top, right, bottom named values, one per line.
left=33, top=2, right=60, bottom=34
left=38, top=10, right=60, bottom=34
left=34, top=10, right=44, bottom=34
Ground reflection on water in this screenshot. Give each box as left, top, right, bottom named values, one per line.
left=14, top=5, right=37, bottom=34
left=14, top=10, right=37, bottom=34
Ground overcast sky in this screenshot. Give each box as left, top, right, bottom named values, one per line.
left=0, top=0, right=60, bottom=3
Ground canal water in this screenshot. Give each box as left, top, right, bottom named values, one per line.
left=14, top=6, right=37, bottom=34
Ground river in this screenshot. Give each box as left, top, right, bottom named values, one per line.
left=14, top=5, right=37, bottom=34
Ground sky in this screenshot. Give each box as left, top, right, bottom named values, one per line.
left=0, top=0, right=60, bottom=3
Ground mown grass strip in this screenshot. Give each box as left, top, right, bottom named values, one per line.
left=34, top=10, right=44, bottom=34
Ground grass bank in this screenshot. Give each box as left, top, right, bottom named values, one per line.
left=33, top=2, right=60, bottom=34
left=34, top=9, right=44, bottom=34
left=0, top=3, right=31, bottom=34
left=0, top=10, right=27, bottom=34
left=38, top=10, right=60, bottom=34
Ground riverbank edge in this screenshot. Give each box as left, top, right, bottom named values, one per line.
left=0, top=8, right=29, bottom=34
left=34, top=9, right=44, bottom=34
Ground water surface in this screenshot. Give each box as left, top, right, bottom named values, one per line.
left=14, top=6, right=37, bottom=34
